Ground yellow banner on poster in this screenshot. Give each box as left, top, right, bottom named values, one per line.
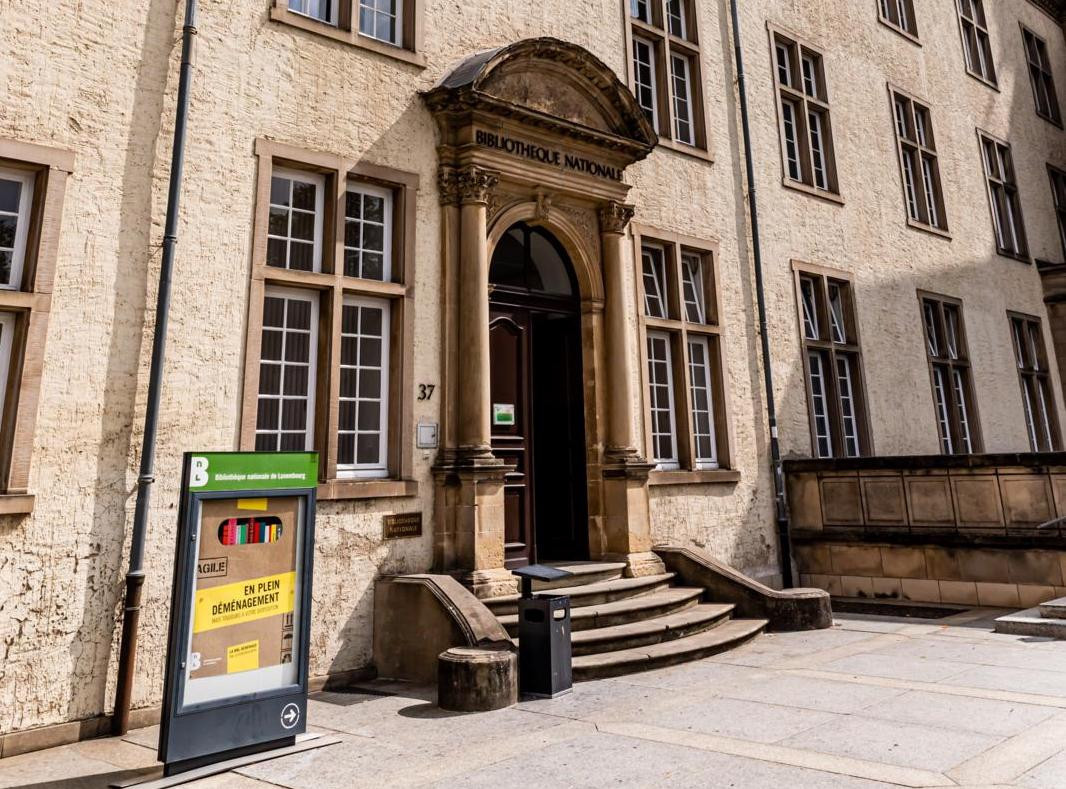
left=227, top=640, right=260, bottom=674
left=193, top=571, right=296, bottom=634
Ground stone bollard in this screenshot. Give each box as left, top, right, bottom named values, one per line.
left=437, top=647, right=518, bottom=712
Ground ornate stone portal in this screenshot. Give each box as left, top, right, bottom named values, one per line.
left=424, top=38, right=662, bottom=597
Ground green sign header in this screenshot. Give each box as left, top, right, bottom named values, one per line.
left=186, top=452, right=319, bottom=493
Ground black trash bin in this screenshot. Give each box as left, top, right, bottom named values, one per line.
left=512, top=565, right=574, bottom=699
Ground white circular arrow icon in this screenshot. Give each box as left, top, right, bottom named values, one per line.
left=280, top=703, right=301, bottom=730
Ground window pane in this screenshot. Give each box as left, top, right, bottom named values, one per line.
left=642, top=246, right=668, bottom=318
left=256, top=290, right=317, bottom=452
left=827, top=282, right=846, bottom=344
left=800, top=276, right=820, bottom=340
left=781, top=100, right=801, bottom=181
left=667, top=0, right=685, bottom=38
left=807, top=351, right=832, bottom=458
left=646, top=332, right=678, bottom=467
left=932, top=365, right=954, bottom=454
left=801, top=54, right=818, bottom=98
left=633, top=38, right=657, bottom=128
left=681, top=253, right=706, bottom=323
left=337, top=299, right=390, bottom=476
left=836, top=355, right=860, bottom=457
left=687, top=336, right=717, bottom=467
left=0, top=171, right=31, bottom=289
left=809, top=110, right=828, bottom=190
left=268, top=173, right=322, bottom=272
left=345, top=186, right=391, bottom=280
left=671, top=54, right=694, bottom=145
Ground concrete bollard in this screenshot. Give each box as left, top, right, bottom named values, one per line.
left=437, top=647, right=518, bottom=712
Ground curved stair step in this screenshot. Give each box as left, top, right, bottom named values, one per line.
left=497, top=586, right=703, bottom=636
left=572, top=618, right=768, bottom=681
left=485, top=573, right=676, bottom=617
left=571, top=603, right=735, bottom=656
left=536, top=561, right=627, bottom=590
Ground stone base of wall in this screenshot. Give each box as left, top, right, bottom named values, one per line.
left=795, top=539, right=1066, bottom=608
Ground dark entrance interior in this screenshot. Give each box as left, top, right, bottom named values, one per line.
left=489, top=222, right=589, bottom=568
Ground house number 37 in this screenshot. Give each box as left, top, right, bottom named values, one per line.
left=418, top=384, right=436, bottom=401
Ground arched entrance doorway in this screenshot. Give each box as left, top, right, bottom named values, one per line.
left=489, top=222, right=589, bottom=567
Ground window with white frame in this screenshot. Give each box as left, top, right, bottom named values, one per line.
left=980, top=132, right=1028, bottom=260
left=359, top=0, right=401, bottom=45
left=891, top=90, right=947, bottom=232
left=625, top=0, right=706, bottom=149
left=632, top=38, right=659, bottom=130
left=1010, top=313, right=1059, bottom=452
left=639, top=235, right=727, bottom=472
left=246, top=152, right=415, bottom=489
left=957, top=0, right=996, bottom=86
left=646, top=331, right=679, bottom=468
left=796, top=270, right=869, bottom=458
left=267, top=169, right=324, bottom=272
left=255, top=287, right=319, bottom=452
left=671, top=53, right=695, bottom=145
left=0, top=168, right=34, bottom=289
left=922, top=294, right=981, bottom=455
left=878, top=0, right=917, bottom=39
left=1023, top=27, right=1061, bottom=126
left=772, top=31, right=838, bottom=196
left=338, top=297, right=390, bottom=476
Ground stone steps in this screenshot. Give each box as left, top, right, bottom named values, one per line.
left=995, top=596, right=1066, bottom=639
left=570, top=603, right=735, bottom=656
left=485, top=573, right=676, bottom=617
left=572, top=618, right=767, bottom=680
left=534, top=561, right=627, bottom=590
left=497, top=586, right=703, bottom=636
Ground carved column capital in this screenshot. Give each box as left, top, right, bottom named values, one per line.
left=439, top=165, right=500, bottom=206
left=599, top=201, right=635, bottom=235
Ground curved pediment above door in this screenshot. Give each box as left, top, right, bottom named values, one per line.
left=424, top=37, right=657, bottom=164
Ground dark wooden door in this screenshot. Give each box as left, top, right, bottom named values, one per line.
left=489, top=222, right=589, bottom=568
left=489, top=309, right=534, bottom=568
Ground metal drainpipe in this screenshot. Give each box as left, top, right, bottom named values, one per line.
left=728, top=0, right=794, bottom=587
left=112, top=0, right=198, bottom=736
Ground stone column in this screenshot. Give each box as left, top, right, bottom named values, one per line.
left=598, top=202, right=663, bottom=578
left=432, top=165, right=515, bottom=599
left=456, top=166, right=499, bottom=455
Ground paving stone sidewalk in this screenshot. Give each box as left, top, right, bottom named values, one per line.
left=4, top=608, right=1066, bottom=788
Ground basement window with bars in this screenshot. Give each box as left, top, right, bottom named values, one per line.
left=771, top=29, right=839, bottom=199
left=891, top=89, right=947, bottom=234
left=1009, top=313, right=1059, bottom=452
left=795, top=267, right=870, bottom=459
left=637, top=233, right=730, bottom=474
left=1023, top=26, right=1062, bottom=126
left=921, top=293, right=981, bottom=455
left=980, top=132, right=1029, bottom=261
left=626, top=0, right=708, bottom=152
left=245, top=145, right=417, bottom=494
left=957, top=0, right=996, bottom=87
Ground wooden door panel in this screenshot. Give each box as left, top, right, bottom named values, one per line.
left=489, top=310, right=534, bottom=567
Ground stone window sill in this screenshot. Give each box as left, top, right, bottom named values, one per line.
left=782, top=178, right=845, bottom=206
left=269, top=6, right=427, bottom=68
left=0, top=493, right=34, bottom=515
left=649, top=469, right=740, bottom=486
left=318, top=478, right=418, bottom=500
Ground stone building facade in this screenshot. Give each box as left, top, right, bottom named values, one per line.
left=0, top=0, right=1063, bottom=751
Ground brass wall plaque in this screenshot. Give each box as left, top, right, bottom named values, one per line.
left=383, top=512, right=423, bottom=539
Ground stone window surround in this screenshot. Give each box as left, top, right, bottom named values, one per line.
left=918, top=289, right=985, bottom=455
left=792, top=260, right=874, bottom=460
left=1050, top=163, right=1066, bottom=261
left=977, top=128, right=1031, bottom=264
left=887, top=83, right=951, bottom=240
left=622, top=0, right=713, bottom=161
left=1008, top=310, right=1061, bottom=452
left=241, top=138, right=418, bottom=500
left=766, top=22, right=844, bottom=206
left=0, top=138, right=73, bottom=515
left=1020, top=22, right=1063, bottom=128
left=269, top=0, right=426, bottom=68
left=877, top=0, right=920, bottom=45
left=632, top=224, right=738, bottom=486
